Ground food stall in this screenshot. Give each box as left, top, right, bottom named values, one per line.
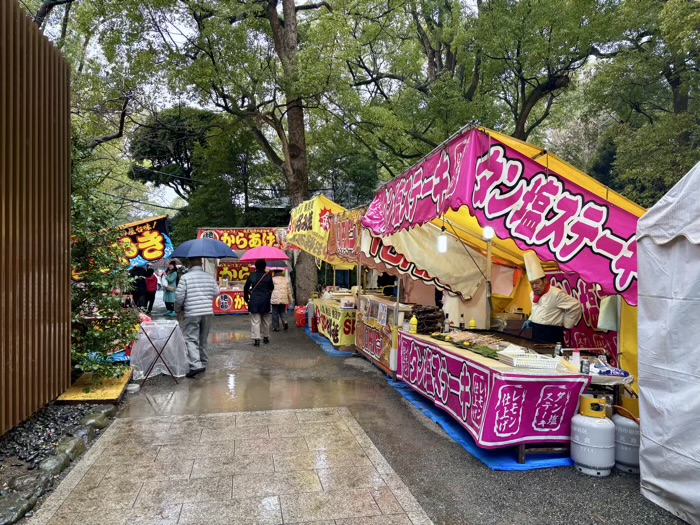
left=214, top=261, right=252, bottom=315
left=360, top=125, right=645, bottom=453
left=398, top=332, right=590, bottom=451
left=288, top=196, right=357, bottom=347
left=197, top=227, right=295, bottom=315
left=326, top=209, right=427, bottom=372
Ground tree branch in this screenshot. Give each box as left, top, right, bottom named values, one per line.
left=296, top=2, right=332, bottom=12
left=89, top=94, right=132, bottom=151
left=34, top=0, right=75, bottom=28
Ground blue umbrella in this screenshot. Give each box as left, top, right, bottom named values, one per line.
left=170, top=238, right=237, bottom=259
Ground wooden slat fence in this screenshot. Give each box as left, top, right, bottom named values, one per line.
left=1, top=0, right=72, bottom=436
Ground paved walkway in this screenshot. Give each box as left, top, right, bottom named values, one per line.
left=29, top=315, right=678, bottom=525
left=31, top=408, right=430, bottom=525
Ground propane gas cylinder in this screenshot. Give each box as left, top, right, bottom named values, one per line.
left=570, top=398, right=615, bottom=477
left=612, top=413, right=640, bottom=474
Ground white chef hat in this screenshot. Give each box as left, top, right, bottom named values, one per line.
left=524, top=251, right=545, bottom=281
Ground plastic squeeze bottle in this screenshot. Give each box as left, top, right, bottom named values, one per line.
left=409, top=315, right=418, bottom=334
left=571, top=348, right=581, bottom=369
left=469, top=317, right=477, bottom=329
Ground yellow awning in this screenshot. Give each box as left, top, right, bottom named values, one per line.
left=288, top=195, right=355, bottom=269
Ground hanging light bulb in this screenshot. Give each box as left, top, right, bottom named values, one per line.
left=483, top=226, right=495, bottom=242
left=438, top=226, right=448, bottom=253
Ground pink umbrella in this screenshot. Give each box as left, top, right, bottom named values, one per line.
left=239, top=246, right=289, bottom=263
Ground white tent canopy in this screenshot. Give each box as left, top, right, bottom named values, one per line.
left=637, top=161, right=700, bottom=525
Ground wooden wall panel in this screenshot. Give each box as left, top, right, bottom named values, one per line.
left=1, top=0, right=71, bottom=436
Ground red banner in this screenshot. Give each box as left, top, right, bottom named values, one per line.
left=327, top=209, right=364, bottom=262
left=214, top=291, right=248, bottom=315
left=197, top=228, right=296, bottom=251
left=550, top=273, right=619, bottom=366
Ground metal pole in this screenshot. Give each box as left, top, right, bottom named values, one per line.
left=485, top=240, right=493, bottom=329
left=357, top=262, right=362, bottom=292
left=394, top=275, right=401, bottom=327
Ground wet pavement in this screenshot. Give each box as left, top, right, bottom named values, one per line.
left=31, top=313, right=679, bottom=525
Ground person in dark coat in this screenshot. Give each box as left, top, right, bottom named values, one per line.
left=244, top=259, right=275, bottom=347
left=129, top=264, right=147, bottom=310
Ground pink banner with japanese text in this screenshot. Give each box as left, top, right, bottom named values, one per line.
left=397, top=332, right=590, bottom=448
left=550, top=272, right=619, bottom=366
left=362, top=128, right=640, bottom=305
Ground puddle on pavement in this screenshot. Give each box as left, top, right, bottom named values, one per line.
left=209, top=331, right=248, bottom=343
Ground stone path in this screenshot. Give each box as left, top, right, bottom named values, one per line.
left=28, top=408, right=432, bottom=525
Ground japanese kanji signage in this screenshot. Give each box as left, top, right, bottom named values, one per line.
left=355, top=315, right=392, bottom=371
left=197, top=228, right=294, bottom=251
left=314, top=299, right=356, bottom=346
left=118, top=216, right=173, bottom=269
left=326, top=209, right=364, bottom=263
left=363, top=232, right=449, bottom=292
left=397, top=332, right=589, bottom=448
left=362, top=128, right=641, bottom=305
left=288, top=196, right=355, bottom=269
left=549, top=272, right=619, bottom=366
left=217, top=262, right=255, bottom=283
left=214, top=291, right=248, bottom=315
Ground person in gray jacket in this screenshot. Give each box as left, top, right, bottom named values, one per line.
left=175, top=258, right=220, bottom=377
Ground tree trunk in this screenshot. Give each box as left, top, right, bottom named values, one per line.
left=269, top=0, right=317, bottom=304
left=513, top=75, right=569, bottom=140
left=57, top=1, right=72, bottom=49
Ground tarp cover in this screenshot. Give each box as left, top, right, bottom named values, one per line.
left=131, top=321, right=189, bottom=380
left=637, top=161, right=700, bottom=525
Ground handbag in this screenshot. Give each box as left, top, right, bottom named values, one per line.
left=161, top=274, right=175, bottom=292
left=247, top=273, right=270, bottom=301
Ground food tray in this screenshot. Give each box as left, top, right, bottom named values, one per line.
left=498, top=353, right=559, bottom=369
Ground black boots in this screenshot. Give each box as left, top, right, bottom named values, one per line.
left=263, top=337, right=269, bottom=344
left=253, top=339, right=260, bottom=347
left=283, top=322, right=288, bottom=331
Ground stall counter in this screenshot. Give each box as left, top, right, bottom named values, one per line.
left=313, top=299, right=356, bottom=347
left=355, top=294, right=412, bottom=374
left=214, top=288, right=248, bottom=315
left=397, top=332, right=591, bottom=449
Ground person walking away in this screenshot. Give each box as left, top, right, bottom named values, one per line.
left=175, top=258, right=220, bottom=377
left=244, top=259, right=274, bottom=346
left=144, top=268, right=158, bottom=314
left=271, top=270, right=293, bottom=331
left=162, top=262, right=178, bottom=317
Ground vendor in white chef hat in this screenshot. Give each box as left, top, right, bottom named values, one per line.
left=524, top=251, right=583, bottom=345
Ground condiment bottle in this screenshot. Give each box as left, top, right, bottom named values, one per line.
left=554, top=342, right=563, bottom=357
left=571, top=348, right=581, bottom=369
left=580, top=358, right=590, bottom=374
left=443, top=314, right=450, bottom=333
left=459, top=314, right=465, bottom=330
left=469, top=317, right=477, bottom=329
left=409, top=315, right=418, bottom=334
